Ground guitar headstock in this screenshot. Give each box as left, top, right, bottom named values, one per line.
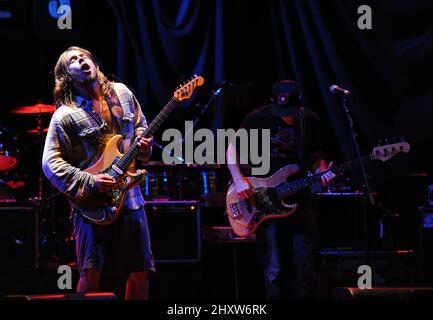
left=174, top=75, right=205, bottom=101
left=371, top=140, right=410, bottom=162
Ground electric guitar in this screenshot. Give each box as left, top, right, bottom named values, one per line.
left=226, top=141, right=410, bottom=237
left=69, top=75, right=205, bottom=225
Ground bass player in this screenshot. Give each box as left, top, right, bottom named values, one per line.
left=226, top=80, right=335, bottom=299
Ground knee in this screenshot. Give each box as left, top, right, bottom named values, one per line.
left=263, top=263, right=280, bottom=285
left=128, top=271, right=148, bottom=283
left=84, top=268, right=100, bottom=280
left=78, top=268, right=100, bottom=292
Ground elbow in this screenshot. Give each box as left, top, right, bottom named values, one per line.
left=226, top=143, right=236, bottom=165
left=41, top=152, right=54, bottom=179
left=41, top=159, right=51, bottom=179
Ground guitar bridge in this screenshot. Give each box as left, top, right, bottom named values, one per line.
left=247, top=212, right=265, bottom=232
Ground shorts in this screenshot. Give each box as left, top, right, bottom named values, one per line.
left=72, top=206, right=155, bottom=277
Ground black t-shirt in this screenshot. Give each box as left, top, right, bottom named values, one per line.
left=239, top=104, right=322, bottom=178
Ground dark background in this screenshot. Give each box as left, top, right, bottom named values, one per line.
left=0, top=0, right=433, bottom=299
left=0, top=0, right=432, bottom=235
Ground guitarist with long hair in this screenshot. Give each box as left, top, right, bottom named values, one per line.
left=226, top=80, right=335, bottom=299
left=42, top=47, right=154, bottom=299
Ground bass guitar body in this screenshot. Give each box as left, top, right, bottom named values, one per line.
left=226, top=164, right=301, bottom=237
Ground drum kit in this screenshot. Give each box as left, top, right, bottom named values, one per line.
left=1, top=101, right=228, bottom=267
left=142, top=161, right=226, bottom=204
left=1, top=102, right=228, bottom=203
left=0, top=103, right=54, bottom=201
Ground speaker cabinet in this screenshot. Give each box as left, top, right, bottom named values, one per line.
left=0, top=202, right=39, bottom=270
left=333, top=287, right=433, bottom=300
left=319, top=250, right=416, bottom=299
left=419, top=207, right=433, bottom=285
left=145, top=201, right=201, bottom=263
left=5, top=292, right=116, bottom=300
left=313, top=193, right=380, bottom=250
left=200, top=239, right=264, bottom=299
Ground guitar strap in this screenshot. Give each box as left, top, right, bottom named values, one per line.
left=105, top=84, right=126, bottom=138
left=106, top=84, right=142, bottom=156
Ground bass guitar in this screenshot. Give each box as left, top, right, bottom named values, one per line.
left=226, top=141, right=410, bottom=237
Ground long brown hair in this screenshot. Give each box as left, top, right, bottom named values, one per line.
left=53, top=46, right=111, bottom=107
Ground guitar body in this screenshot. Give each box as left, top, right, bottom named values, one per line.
left=226, top=164, right=300, bottom=237
left=68, top=135, right=146, bottom=225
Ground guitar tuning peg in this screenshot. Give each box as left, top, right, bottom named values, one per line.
left=378, top=139, right=383, bottom=146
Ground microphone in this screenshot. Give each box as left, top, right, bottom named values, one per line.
left=330, top=85, right=350, bottom=96
left=213, top=80, right=226, bottom=96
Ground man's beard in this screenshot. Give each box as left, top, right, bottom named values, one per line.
left=72, top=72, right=98, bottom=98
left=79, top=73, right=97, bottom=86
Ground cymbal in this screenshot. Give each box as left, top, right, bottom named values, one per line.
left=26, top=128, right=49, bottom=134
left=10, top=103, right=55, bottom=114
left=5, top=180, right=26, bottom=189
left=0, top=155, right=17, bottom=171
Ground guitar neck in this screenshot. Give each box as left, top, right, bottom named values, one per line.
left=143, top=97, right=179, bottom=138
left=113, top=97, right=179, bottom=172
left=276, top=154, right=373, bottom=198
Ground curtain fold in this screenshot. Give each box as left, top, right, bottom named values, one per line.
left=108, top=0, right=433, bottom=174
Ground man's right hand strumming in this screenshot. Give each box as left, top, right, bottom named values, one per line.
left=93, top=174, right=116, bottom=193
left=234, top=177, right=255, bottom=201
left=227, top=143, right=255, bottom=204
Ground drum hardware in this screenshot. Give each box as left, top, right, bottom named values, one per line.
left=0, top=126, right=18, bottom=172
left=26, top=128, right=49, bottom=134
left=8, top=101, right=57, bottom=265
left=9, top=103, right=55, bottom=114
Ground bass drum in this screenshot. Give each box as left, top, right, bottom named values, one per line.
left=0, top=180, right=15, bottom=201
left=0, top=126, right=18, bottom=172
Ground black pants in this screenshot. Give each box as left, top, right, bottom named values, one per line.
left=256, top=204, right=317, bottom=300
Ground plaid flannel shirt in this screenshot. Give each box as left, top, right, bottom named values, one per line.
left=42, top=82, right=151, bottom=211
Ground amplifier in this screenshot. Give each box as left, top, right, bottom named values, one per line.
left=5, top=292, right=117, bottom=300
left=319, top=250, right=415, bottom=298
left=145, top=201, right=201, bottom=263
left=333, top=287, right=433, bottom=300
left=0, top=201, right=39, bottom=270
left=313, top=193, right=380, bottom=250
left=419, top=207, right=433, bottom=285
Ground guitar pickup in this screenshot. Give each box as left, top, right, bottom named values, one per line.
left=245, top=199, right=253, bottom=213
left=230, top=203, right=242, bottom=219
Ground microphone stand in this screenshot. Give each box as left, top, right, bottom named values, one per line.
left=340, top=94, right=375, bottom=266
left=152, top=83, right=224, bottom=157
left=151, top=83, right=224, bottom=199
